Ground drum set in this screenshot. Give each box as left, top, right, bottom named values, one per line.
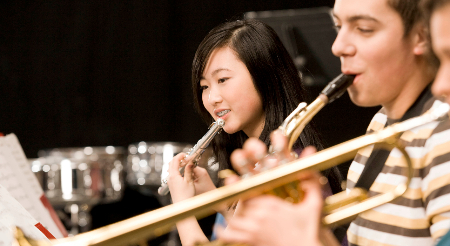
left=30, top=142, right=218, bottom=238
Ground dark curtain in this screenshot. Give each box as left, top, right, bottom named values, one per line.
left=0, top=1, right=383, bottom=244
left=0, top=0, right=339, bottom=158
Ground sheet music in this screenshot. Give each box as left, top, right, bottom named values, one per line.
left=0, top=184, right=49, bottom=246
left=0, top=134, right=65, bottom=240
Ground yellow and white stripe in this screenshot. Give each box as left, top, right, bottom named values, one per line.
left=347, top=98, right=450, bottom=245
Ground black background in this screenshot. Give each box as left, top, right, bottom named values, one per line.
left=0, top=0, right=379, bottom=175
left=0, top=0, right=381, bottom=243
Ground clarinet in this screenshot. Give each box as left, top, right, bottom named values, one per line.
left=158, top=118, right=225, bottom=195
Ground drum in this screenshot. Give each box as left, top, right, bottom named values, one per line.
left=126, top=142, right=191, bottom=187
left=126, top=142, right=219, bottom=189
left=33, top=146, right=125, bottom=208
left=31, top=146, right=125, bottom=235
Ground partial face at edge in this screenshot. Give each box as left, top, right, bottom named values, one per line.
left=431, top=3, right=450, bottom=104
left=199, top=46, right=265, bottom=138
left=332, top=0, right=420, bottom=108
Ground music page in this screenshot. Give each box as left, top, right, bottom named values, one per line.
left=0, top=184, right=49, bottom=245
left=0, top=134, right=66, bottom=241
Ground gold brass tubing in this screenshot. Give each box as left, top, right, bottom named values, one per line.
left=323, top=188, right=368, bottom=214
left=285, top=95, right=328, bottom=150
left=284, top=181, right=302, bottom=203
left=18, top=102, right=449, bottom=246
left=42, top=129, right=400, bottom=246
left=322, top=141, right=413, bottom=227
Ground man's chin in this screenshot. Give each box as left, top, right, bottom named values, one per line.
left=348, top=95, right=379, bottom=108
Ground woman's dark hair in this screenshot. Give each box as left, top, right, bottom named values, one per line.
left=191, top=19, right=342, bottom=194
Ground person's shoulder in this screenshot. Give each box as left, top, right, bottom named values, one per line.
left=422, top=95, right=443, bottom=112
left=420, top=99, right=450, bottom=157
left=366, top=108, right=387, bottom=133
left=425, top=98, right=450, bottom=134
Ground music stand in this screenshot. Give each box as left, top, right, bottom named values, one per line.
left=245, top=7, right=340, bottom=87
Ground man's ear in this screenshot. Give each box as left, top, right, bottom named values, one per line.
left=413, top=23, right=429, bottom=55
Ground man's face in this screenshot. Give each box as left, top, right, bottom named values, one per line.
left=431, top=3, right=450, bottom=104
left=332, top=0, right=419, bottom=110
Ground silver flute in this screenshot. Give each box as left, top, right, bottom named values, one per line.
left=158, top=118, right=225, bottom=195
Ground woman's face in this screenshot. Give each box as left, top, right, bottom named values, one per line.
left=200, top=46, right=265, bottom=138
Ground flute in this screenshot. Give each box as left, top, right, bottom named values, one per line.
left=158, top=118, right=225, bottom=195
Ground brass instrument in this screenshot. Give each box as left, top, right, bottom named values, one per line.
left=279, top=73, right=354, bottom=151
left=263, top=73, right=354, bottom=203
left=14, top=102, right=450, bottom=246
left=158, top=118, right=225, bottom=195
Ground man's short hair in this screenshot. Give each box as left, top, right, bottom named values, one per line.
left=388, top=0, right=422, bottom=36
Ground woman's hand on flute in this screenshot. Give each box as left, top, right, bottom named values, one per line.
left=191, top=164, right=216, bottom=196
left=167, top=153, right=216, bottom=203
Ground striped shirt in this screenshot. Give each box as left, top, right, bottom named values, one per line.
left=346, top=88, right=450, bottom=246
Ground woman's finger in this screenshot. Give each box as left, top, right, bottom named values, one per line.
left=192, top=165, right=209, bottom=178
left=169, top=153, right=186, bottom=178
left=183, top=162, right=195, bottom=183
